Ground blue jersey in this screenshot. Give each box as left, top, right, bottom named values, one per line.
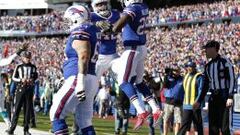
left=122, top=3, right=148, bottom=46
left=91, top=10, right=120, bottom=55
left=63, top=23, right=99, bottom=79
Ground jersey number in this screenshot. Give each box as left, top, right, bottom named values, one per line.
left=91, top=41, right=99, bottom=63
left=102, top=34, right=117, bottom=40
left=137, top=17, right=147, bottom=35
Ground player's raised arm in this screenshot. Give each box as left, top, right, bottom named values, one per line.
left=0, top=43, right=28, bottom=67
left=95, top=1, right=134, bottom=33
left=112, top=13, right=132, bottom=33
left=113, top=0, right=139, bottom=33
left=0, top=53, right=18, bottom=67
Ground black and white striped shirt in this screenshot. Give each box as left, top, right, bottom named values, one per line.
left=204, top=54, right=235, bottom=98
left=12, top=63, right=38, bottom=84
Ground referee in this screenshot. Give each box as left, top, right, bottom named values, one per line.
left=195, top=40, right=235, bottom=135
left=7, top=51, right=38, bottom=135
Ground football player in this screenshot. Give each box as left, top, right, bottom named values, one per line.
left=91, top=0, right=120, bottom=80
left=97, top=0, right=162, bottom=130
left=49, top=5, right=99, bottom=135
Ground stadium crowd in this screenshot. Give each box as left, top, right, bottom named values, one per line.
left=0, top=1, right=239, bottom=32
left=0, top=11, right=64, bottom=32
left=1, top=23, right=239, bottom=91
left=145, top=23, right=240, bottom=75
left=1, top=37, right=65, bottom=85
left=148, top=0, right=240, bottom=24
left=0, top=1, right=239, bottom=135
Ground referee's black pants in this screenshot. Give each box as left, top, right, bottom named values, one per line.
left=23, top=101, right=36, bottom=126
left=9, top=86, right=34, bottom=132
left=209, top=94, right=230, bottom=135
left=177, top=109, right=203, bottom=135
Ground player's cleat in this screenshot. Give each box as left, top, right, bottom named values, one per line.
left=153, top=109, right=163, bottom=127
left=133, top=111, right=150, bottom=130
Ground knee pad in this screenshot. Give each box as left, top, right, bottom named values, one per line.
left=120, top=82, right=137, bottom=99
left=0, top=111, right=8, bottom=119
left=52, top=119, right=68, bottom=135
left=81, top=126, right=96, bottom=135
left=135, top=82, right=151, bottom=98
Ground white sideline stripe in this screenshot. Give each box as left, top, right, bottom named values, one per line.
left=0, top=122, right=51, bottom=135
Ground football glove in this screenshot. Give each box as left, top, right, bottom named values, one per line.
left=76, top=90, right=86, bottom=102
left=95, top=21, right=113, bottom=33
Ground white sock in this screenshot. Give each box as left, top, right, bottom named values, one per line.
left=131, top=99, right=145, bottom=114
left=148, top=99, right=159, bottom=113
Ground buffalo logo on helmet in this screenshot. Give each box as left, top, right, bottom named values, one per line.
left=69, top=8, right=85, bottom=17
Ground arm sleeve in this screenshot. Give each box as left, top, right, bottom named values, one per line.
left=197, top=68, right=209, bottom=103
left=12, top=65, right=21, bottom=82
left=195, top=75, right=204, bottom=102
left=34, top=80, right=40, bottom=98
left=225, top=59, right=235, bottom=99
left=180, top=84, right=185, bottom=102
left=33, top=66, right=38, bottom=81
left=10, top=81, right=17, bottom=96
left=71, top=29, right=90, bottom=41
left=0, top=53, right=17, bottom=67
left=123, top=6, right=137, bottom=21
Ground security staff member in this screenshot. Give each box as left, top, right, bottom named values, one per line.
left=177, top=60, right=204, bottom=135
left=7, top=51, right=38, bottom=135
left=195, top=40, right=235, bottom=135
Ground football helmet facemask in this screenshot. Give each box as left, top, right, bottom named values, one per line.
left=92, top=0, right=111, bottom=17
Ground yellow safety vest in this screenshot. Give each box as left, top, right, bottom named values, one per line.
left=114, top=82, right=120, bottom=96
left=183, top=72, right=202, bottom=105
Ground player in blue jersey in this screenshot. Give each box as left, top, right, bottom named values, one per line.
left=97, top=0, right=162, bottom=130
left=91, top=0, right=120, bottom=80
left=49, top=5, right=99, bottom=135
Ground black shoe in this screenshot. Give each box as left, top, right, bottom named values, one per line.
left=24, top=131, right=31, bottom=135
left=114, top=131, right=120, bottom=135
left=31, top=123, right=37, bottom=128
left=5, top=129, right=14, bottom=135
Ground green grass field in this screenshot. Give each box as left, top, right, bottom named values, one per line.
left=1, top=113, right=172, bottom=135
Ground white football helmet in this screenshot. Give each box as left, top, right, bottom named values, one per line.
left=64, top=5, right=90, bottom=31
left=91, top=0, right=111, bottom=17
left=122, top=0, right=143, bottom=7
